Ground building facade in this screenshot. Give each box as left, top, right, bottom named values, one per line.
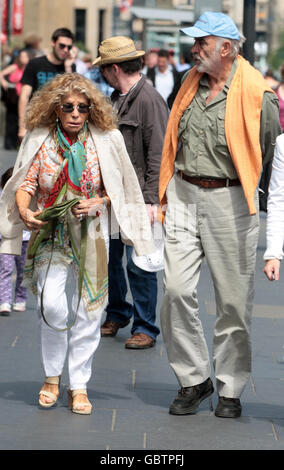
left=131, top=0, right=284, bottom=71
left=10, top=0, right=114, bottom=60
left=5, top=0, right=284, bottom=70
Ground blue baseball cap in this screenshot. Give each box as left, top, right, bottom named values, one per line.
left=180, top=11, right=241, bottom=41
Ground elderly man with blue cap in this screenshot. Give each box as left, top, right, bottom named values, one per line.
left=159, top=11, right=282, bottom=418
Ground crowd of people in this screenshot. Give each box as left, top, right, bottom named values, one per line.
left=0, top=11, right=284, bottom=420
left=0, top=29, right=190, bottom=151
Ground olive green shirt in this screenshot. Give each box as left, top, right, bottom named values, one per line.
left=175, top=60, right=281, bottom=179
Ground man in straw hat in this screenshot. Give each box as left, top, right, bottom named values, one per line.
left=94, top=36, right=169, bottom=349
left=159, top=11, right=281, bottom=418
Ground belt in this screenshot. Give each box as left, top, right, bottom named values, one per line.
left=178, top=171, right=241, bottom=189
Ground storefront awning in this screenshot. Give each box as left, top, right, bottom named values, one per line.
left=130, top=7, right=194, bottom=24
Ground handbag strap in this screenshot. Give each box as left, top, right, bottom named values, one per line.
left=39, top=217, right=87, bottom=332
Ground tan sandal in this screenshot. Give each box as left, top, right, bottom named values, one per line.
left=39, top=376, right=60, bottom=408
left=67, top=389, right=92, bottom=415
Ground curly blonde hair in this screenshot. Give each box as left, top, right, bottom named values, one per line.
left=25, top=72, right=117, bottom=131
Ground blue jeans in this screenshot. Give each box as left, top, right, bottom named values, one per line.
left=105, top=236, right=160, bottom=339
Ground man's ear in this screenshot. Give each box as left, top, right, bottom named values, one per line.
left=220, top=40, right=233, bottom=57
left=112, top=64, right=120, bottom=74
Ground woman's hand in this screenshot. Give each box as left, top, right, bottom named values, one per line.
left=1, top=78, right=9, bottom=91
left=18, top=207, right=48, bottom=231
left=72, top=198, right=106, bottom=220
left=264, top=258, right=281, bottom=281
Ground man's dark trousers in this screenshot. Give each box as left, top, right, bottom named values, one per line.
left=105, top=236, right=160, bottom=339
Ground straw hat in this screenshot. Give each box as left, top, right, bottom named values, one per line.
left=93, top=36, right=145, bottom=66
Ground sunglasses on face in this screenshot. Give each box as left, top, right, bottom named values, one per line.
left=58, top=43, right=73, bottom=51
left=60, top=103, right=91, bottom=113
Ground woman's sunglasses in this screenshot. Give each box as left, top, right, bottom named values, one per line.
left=58, top=43, right=73, bottom=51
left=60, top=103, right=91, bottom=114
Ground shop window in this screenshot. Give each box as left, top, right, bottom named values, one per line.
left=75, top=9, right=86, bottom=44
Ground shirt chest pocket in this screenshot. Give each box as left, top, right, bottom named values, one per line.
left=178, top=106, right=194, bottom=141
left=216, top=110, right=228, bottom=149
left=217, top=110, right=225, bottom=133
left=119, top=119, right=140, bottom=162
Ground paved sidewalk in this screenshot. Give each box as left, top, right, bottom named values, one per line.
left=0, top=144, right=284, bottom=450
left=0, top=141, right=18, bottom=176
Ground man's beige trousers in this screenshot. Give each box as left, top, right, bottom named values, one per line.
left=161, top=173, right=259, bottom=398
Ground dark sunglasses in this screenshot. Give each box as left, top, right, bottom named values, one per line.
left=58, top=43, right=73, bottom=51
left=60, top=103, right=91, bottom=114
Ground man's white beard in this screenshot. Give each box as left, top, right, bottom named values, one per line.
left=194, top=50, right=221, bottom=74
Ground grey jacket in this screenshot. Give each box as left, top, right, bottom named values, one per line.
left=112, top=74, right=169, bottom=205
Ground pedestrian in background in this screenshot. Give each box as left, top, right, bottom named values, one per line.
left=23, top=33, right=43, bottom=59
left=0, top=72, right=155, bottom=414
left=264, top=68, right=279, bottom=90
left=0, top=168, right=30, bottom=316
left=259, top=63, right=284, bottom=212
left=0, top=49, right=30, bottom=149
left=264, top=133, right=284, bottom=282
left=275, top=63, right=284, bottom=131
left=81, top=54, right=93, bottom=70
left=147, top=49, right=182, bottom=108
left=159, top=11, right=281, bottom=419
left=176, top=51, right=191, bottom=73
left=95, top=36, right=169, bottom=349
left=72, top=46, right=88, bottom=75
left=84, top=66, right=114, bottom=96
left=18, top=27, right=76, bottom=142
left=141, top=50, right=158, bottom=75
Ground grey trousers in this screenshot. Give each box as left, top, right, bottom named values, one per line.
left=161, top=173, right=259, bottom=398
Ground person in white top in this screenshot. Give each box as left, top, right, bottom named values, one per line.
left=264, top=133, right=284, bottom=281
left=146, top=49, right=181, bottom=108
left=154, top=52, right=174, bottom=102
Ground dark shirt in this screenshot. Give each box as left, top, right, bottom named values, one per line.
left=21, top=55, right=76, bottom=93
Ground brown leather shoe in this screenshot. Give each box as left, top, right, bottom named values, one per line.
left=125, top=333, right=156, bottom=349
left=101, top=319, right=130, bottom=337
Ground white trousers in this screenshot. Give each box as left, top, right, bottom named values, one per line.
left=161, top=174, right=259, bottom=398
left=37, top=263, right=101, bottom=390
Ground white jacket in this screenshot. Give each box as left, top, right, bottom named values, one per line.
left=0, top=124, right=155, bottom=256
left=264, top=133, right=284, bottom=260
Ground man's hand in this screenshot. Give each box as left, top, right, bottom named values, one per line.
left=64, top=48, right=76, bottom=72
left=264, top=258, right=281, bottom=281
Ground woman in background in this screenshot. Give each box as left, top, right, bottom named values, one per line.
left=275, top=63, right=284, bottom=131
left=0, top=167, right=30, bottom=316
left=0, top=49, right=30, bottom=149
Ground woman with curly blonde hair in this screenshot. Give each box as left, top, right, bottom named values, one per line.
left=25, top=72, right=117, bottom=132
left=0, top=72, right=155, bottom=415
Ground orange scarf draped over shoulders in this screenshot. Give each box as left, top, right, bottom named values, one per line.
left=159, top=55, right=274, bottom=215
